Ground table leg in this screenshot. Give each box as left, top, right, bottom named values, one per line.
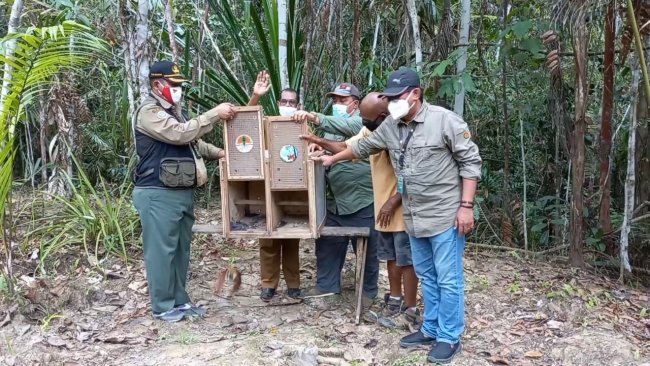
left=354, top=237, right=368, bottom=324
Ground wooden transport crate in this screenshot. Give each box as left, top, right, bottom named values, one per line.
left=220, top=159, right=326, bottom=239
left=267, top=160, right=327, bottom=239
left=220, top=159, right=271, bottom=238
left=265, top=116, right=309, bottom=190
left=223, top=106, right=265, bottom=180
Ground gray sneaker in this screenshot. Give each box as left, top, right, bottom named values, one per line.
left=153, top=308, right=184, bottom=322
left=381, top=294, right=403, bottom=316
left=174, top=303, right=206, bottom=317
left=378, top=307, right=422, bottom=330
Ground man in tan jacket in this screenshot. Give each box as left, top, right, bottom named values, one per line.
left=133, top=61, right=236, bottom=322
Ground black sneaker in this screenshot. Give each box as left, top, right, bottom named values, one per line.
left=260, top=288, right=276, bottom=302
left=427, top=341, right=462, bottom=364
left=287, top=288, right=302, bottom=299
left=399, top=331, right=436, bottom=348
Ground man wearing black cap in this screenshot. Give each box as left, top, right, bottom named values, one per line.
left=132, top=60, right=236, bottom=322
left=292, top=83, right=379, bottom=306
left=316, top=68, right=482, bottom=363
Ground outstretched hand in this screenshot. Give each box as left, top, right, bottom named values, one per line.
left=252, top=70, right=271, bottom=97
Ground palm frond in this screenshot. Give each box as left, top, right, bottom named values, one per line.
left=0, top=20, right=110, bottom=223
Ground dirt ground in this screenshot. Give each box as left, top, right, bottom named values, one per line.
left=1, top=207, right=650, bottom=366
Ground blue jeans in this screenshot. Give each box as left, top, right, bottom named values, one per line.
left=409, top=227, right=465, bottom=343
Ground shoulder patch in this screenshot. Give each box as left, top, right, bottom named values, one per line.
left=463, top=130, right=471, bottom=139
left=156, top=110, right=168, bottom=119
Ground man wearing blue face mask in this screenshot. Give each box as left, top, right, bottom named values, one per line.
left=293, top=83, right=379, bottom=307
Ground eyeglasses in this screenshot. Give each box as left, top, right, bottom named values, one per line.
left=279, top=98, right=298, bottom=107
left=362, top=112, right=388, bottom=125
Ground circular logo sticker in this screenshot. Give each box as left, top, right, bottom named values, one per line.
left=235, top=135, right=254, bottom=153
left=279, top=145, right=299, bottom=163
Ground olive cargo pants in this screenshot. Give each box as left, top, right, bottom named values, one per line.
left=133, top=187, right=195, bottom=314
left=259, top=239, right=300, bottom=289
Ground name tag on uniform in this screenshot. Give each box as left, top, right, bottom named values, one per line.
left=397, top=175, right=404, bottom=194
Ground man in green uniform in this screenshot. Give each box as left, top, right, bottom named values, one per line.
left=132, top=61, right=236, bottom=322
left=293, top=84, right=379, bottom=304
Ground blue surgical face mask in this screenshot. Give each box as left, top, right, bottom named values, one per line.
left=331, top=104, right=349, bottom=118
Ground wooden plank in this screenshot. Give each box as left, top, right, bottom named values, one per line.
left=264, top=153, right=273, bottom=233
left=247, top=181, right=266, bottom=215
left=224, top=106, right=265, bottom=180
left=307, top=161, right=318, bottom=238
left=234, top=199, right=265, bottom=205
left=277, top=201, right=309, bottom=206
left=354, top=237, right=368, bottom=325
left=233, top=106, right=266, bottom=112
left=192, top=224, right=222, bottom=234
left=220, top=160, right=231, bottom=237
left=320, top=226, right=370, bottom=237
left=314, top=161, right=327, bottom=233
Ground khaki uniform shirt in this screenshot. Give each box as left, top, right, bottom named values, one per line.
left=135, top=94, right=223, bottom=159
left=350, top=102, right=482, bottom=238
left=346, top=127, right=406, bottom=232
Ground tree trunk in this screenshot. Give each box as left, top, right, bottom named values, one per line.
left=0, top=0, right=23, bottom=297
left=368, top=14, right=381, bottom=86
left=39, top=93, right=48, bottom=185
left=620, top=57, right=639, bottom=279
left=349, top=0, right=361, bottom=85
left=119, top=0, right=137, bottom=117
left=501, top=0, right=514, bottom=247
left=300, top=0, right=316, bottom=106
left=454, top=0, right=471, bottom=117
left=569, top=14, right=588, bottom=267
left=135, top=0, right=151, bottom=101
left=164, top=0, right=180, bottom=63
left=599, top=0, right=616, bottom=255
left=634, top=21, right=650, bottom=232
left=278, top=0, right=289, bottom=88
left=0, top=0, right=24, bottom=119
left=405, top=0, right=422, bottom=70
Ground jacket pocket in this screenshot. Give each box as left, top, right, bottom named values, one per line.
left=159, top=158, right=196, bottom=188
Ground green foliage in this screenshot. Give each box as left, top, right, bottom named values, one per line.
left=0, top=20, right=110, bottom=224
left=26, top=155, right=140, bottom=273
left=193, top=0, right=303, bottom=115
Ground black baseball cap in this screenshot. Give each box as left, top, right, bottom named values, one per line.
left=149, top=61, right=188, bottom=83
left=326, top=82, right=361, bottom=99
left=379, top=68, right=421, bottom=97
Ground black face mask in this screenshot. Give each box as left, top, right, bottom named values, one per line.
left=362, top=113, right=388, bottom=132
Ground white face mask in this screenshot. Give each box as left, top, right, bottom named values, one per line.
left=388, top=90, right=415, bottom=120
left=332, top=103, right=350, bottom=118
left=170, top=86, right=183, bottom=104
left=279, top=106, right=297, bottom=117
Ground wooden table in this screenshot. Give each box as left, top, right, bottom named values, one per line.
left=192, top=224, right=370, bottom=324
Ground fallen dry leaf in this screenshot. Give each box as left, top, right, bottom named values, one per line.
left=46, top=335, right=67, bottom=347
left=524, top=350, right=544, bottom=358
left=0, top=312, right=10, bottom=328
left=486, top=355, right=510, bottom=364
left=98, top=334, right=126, bottom=344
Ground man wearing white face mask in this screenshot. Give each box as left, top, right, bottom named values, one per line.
left=293, top=83, right=379, bottom=307
left=315, top=69, right=482, bottom=364
left=246, top=70, right=303, bottom=301
left=133, top=61, right=237, bottom=322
